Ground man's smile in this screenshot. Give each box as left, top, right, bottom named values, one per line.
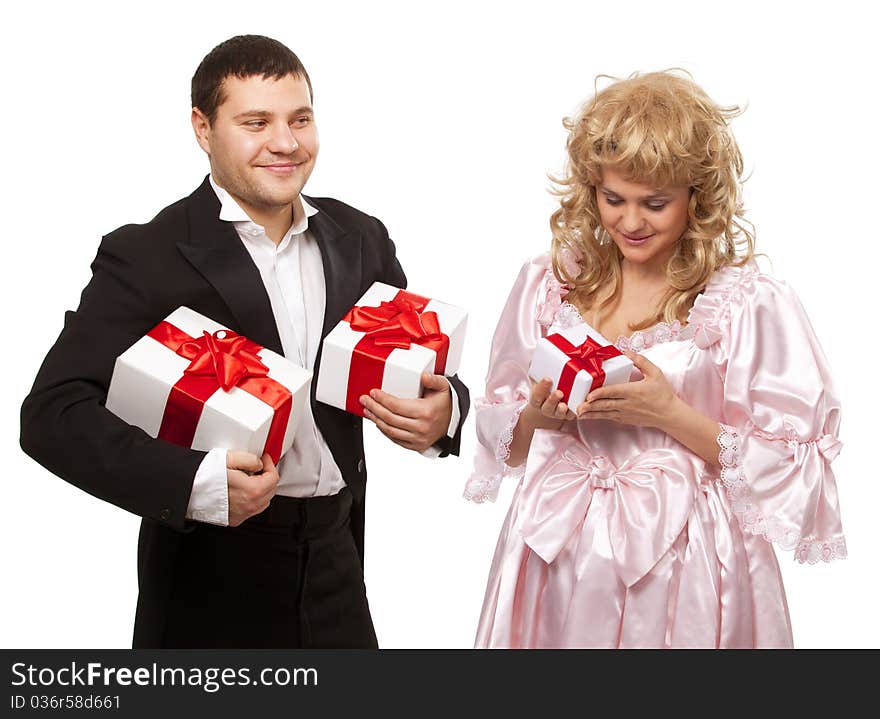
left=258, top=161, right=302, bottom=176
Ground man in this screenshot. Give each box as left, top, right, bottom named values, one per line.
left=19, top=35, right=469, bottom=648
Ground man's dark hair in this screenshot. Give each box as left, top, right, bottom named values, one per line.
left=191, top=35, right=313, bottom=124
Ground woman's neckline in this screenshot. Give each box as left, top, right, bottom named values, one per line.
left=555, top=301, right=695, bottom=351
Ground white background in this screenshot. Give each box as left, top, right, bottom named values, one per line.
left=2, top=0, right=877, bottom=648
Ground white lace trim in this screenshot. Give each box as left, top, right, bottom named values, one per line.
left=463, top=474, right=501, bottom=503
left=496, top=401, right=528, bottom=463
left=463, top=400, right=528, bottom=504
left=716, top=423, right=847, bottom=564
left=795, top=535, right=848, bottom=564
left=463, top=463, right=526, bottom=504
left=554, top=301, right=695, bottom=351
left=552, top=302, right=586, bottom=330
left=615, top=320, right=695, bottom=353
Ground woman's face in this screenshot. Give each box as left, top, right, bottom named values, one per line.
left=596, top=166, right=690, bottom=272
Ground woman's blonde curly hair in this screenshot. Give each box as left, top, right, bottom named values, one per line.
left=550, top=70, right=755, bottom=331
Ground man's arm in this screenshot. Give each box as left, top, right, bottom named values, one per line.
left=20, top=233, right=208, bottom=530
left=431, top=373, right=470, bottom=456
left=360, top=371, right=469, bottom=455
left=187, top=448, right=281, bottom=527
left=359, top=217, right=470, bottom=456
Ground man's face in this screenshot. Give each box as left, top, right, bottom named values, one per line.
left=193, top=73, right=318, bottom=217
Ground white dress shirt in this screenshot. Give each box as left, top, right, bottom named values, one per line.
left=185, top=177, right=459, bottom=525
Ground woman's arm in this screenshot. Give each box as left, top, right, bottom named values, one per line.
left=506, top=378, right=576, bottom=466
left=578, top=351, right=721, bottom=468
left=657, top=397, right=721, bottom=468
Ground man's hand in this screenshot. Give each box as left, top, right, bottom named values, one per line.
left=359, top=372, right=452, bottom=452
left=226, top=451, right=280, bottom=527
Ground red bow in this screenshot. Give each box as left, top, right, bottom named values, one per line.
left=342, top=289, right=449, bottom=416
left=345, top=296, right=444, bottom=349
left=546, top=333, right=623, bottom=400
left=176, top=330, right=269, bottom=391
left=146, top=321, right=291, bottom=463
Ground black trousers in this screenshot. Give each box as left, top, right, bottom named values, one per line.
left=158, top=488, right=378, bottom=648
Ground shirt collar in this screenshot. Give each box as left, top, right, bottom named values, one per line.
left=208, top=174, right=318, bottom=236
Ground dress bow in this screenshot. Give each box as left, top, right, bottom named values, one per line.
left=518, top=433, right=701, bottom=587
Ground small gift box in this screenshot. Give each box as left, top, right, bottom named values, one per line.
left=316, top=283, right=467, bottom=416
left=105, top=307, right=312, bottom=463
left=528, top=323, right=634, bottom=408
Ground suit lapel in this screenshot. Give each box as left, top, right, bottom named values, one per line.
left=302, top=196, right=363, bottom=416
left=177, top=176, right=284, bottom=354
left=177, top=179, right=366, bottom=362
left=304, top=197, right=363, bottom=339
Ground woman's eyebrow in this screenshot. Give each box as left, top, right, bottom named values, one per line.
left=600, top=185, right=670, bottom=199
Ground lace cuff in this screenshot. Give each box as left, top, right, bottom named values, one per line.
left=496, top=401, right=528, bottom=465
left=463, top=400, right=528, bottom=503
left=716, top=424, right=847, bottom=564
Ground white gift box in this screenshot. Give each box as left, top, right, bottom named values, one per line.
left=528, top=322, right=634, bottom=408
left=316, top=283, right=467, bottom=416
left=105, top=306, right=312, bottom=461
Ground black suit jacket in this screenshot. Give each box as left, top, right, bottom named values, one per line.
left=20, top=176, right=469, bottom=646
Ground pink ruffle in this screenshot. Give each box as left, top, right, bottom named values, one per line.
left=688, top=264, right=758, bottom=349
left=535, top=252, right=575, bottom=328
left=558, top=245, right=583, bottom=280
left=536, top=278, right=568, bottom=327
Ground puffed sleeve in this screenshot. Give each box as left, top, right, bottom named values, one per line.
left=463, top=253, right=567, bottom=503
left=694, top=266, right=845, bottom=563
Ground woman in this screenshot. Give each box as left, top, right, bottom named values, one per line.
left=464, top=71, right=845, bottom=648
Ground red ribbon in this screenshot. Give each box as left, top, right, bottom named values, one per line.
left=342, top=290, right=449, bottom=416
left=546, top=333, right=623, bottom=402
left=146, top=321, right=292, bottom=463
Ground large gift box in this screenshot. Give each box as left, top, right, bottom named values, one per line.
left=105, top=307, right=312, bottom=463
left=316, top=283, right=467, bottom=416
left=528, top=323, right=634, bottom=408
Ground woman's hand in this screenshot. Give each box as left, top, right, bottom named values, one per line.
left=577, top=352, right=723, bottom=468
left=521, top=377, right=578, bottom=431
left=577, top=352, right=677, bottom=429
left=505, top=377, right=577, bottom=466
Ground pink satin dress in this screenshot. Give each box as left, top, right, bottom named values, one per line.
left=464, top=254, right=845, bottom=648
